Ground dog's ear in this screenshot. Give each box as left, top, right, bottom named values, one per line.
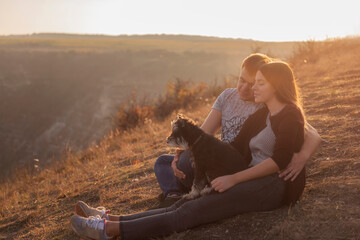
left=178, top=118, right=186, bottom=127
left=176, top=114, right=186, bottom=127
left=176, top=113, right=197, bottom=127
left=177, top=113, right=185, bottom=120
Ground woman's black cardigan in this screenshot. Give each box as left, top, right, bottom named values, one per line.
left=230, top=104, right=305, bottom=205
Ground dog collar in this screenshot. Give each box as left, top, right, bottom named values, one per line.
left=192, top=133, right=204, bottom=147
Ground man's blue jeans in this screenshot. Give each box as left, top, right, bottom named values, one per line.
left=154, top=150, right=194, bottom=197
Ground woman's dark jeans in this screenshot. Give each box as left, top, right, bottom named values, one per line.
left=120, top=173, right=285, bottom=240
left=154, top=150, right=194, bottom=197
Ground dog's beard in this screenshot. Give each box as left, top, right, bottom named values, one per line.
left=167, top=136, right=189, bottom=149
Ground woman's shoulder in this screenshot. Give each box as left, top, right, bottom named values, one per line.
left=271, top=104, right=304, bottom=125
left=251, top=105, right=269, bottom=117
left=282, top=104, right=303, bottom=118
left=244, top=106, right=269, bottom=125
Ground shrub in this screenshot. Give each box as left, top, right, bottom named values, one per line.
left=114, top=77, right=231, bottom=131
left=154, top=78, right=206, bottom=119
left=290, top=39, right=321, bottom=65
left=114, top=91, right=154, bottom=131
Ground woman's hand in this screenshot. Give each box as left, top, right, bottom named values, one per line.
left=211, top=175, right=236, bottom=193
left=278, top=152, right=307, bottom=181
left=171, top=149, right=186, bottom=179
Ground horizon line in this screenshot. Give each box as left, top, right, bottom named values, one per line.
left=1, top=31, right=357, bottom=43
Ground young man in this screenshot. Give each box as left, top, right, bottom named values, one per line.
left=153, top=53, right=321, bottom=207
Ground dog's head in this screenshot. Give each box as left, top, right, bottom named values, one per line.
left=166, top=114, right=196, bottom=149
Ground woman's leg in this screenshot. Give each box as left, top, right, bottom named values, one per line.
left=117, top=174, right=285, bottom=240
left=105, top=198, right=190, bottom=237
left=107, top=197, right=188, bottom=222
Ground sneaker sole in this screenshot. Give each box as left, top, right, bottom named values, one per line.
left=71, top=224, right=95, bottom=240
left=75, top=203, right=88, bottom=218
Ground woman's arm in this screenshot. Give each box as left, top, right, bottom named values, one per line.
left=211, top=158, right=279, bottom=192
left=278, top=122, right=322, bottom=181
left=200, top=109, right=222, bottom=135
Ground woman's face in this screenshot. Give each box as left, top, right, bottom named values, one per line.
left=237, top=68, right=255, bottom=101
left=252, top=71, right=276, bottom=103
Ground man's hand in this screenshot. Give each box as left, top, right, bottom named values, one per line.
left=171, top=149, right=186, bottom=179
left=278, top=152, right=307, bottom=181
left=211, top=175, right=236, bottom=193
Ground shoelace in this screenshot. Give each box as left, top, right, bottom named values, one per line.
left=95, top=206, right=110, bottom=217
left=85, top=215, right=104, bottom=230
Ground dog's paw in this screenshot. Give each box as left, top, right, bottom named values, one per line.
left=183, top=190, right=200, bottom=200
left=182, top=193, right=194, bottom=200
left=200, top=186, right=213, bottom=196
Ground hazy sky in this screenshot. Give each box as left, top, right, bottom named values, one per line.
left=1, top=0, right=359, bottom=41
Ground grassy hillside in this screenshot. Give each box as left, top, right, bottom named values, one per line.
left=0, top=34, right=296, bottom=178
left=0, top=37, right=359, bottom=239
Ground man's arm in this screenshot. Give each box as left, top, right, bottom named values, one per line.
left=279, top=122, right=322, bottom=181
left=302, top=122, right=322, bottom=159
left=200, top=109, right=222, bottom=135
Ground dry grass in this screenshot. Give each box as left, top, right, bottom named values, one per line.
left=0, top=37, right=360, bottom=239
left=114, top=79, right=218, bottom=131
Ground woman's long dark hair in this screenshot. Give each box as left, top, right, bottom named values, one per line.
left=259, top=61, right=306, bottom=121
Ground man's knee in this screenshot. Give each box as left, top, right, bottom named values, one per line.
left=176, top=150, right=194, bottom=191
left=177, top=150, right=193, bottom=173
left=154, top=155, right=173, bottom=172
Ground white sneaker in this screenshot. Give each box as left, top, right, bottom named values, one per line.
left=70, top=215, right=113, bottom=240
left=75, top=201, right=110, bottom=220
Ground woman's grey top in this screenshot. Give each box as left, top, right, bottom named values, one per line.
left=248, top=114, right=276, bottom=167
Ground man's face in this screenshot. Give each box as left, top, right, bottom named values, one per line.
left=237, top=68, right=255, bottom=102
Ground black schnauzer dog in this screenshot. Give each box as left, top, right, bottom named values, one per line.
left=166, top=115, right=248, bottom=199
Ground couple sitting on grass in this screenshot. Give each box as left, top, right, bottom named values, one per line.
left=70, top=53, right=322, bottom=240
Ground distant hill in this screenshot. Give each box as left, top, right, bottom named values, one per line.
left=0, top=32, right=252, bottom=41
left=0, top=33, right=296, bottom=177
left=0, top=33, right=296, bottom=54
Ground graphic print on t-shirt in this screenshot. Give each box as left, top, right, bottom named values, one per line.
left=221, top=116, right=248, bottom=143
left=212, top=88, right=263, bottom=143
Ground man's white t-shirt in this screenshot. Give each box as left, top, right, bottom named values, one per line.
left=212, top=88, right=263, bottom=143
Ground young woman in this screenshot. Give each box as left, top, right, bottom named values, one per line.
left=70, top=61, right=315, bottom=240
left=154, top=53, right=320, bottom=206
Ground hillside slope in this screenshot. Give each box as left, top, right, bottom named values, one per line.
left=0, top=34, right=295, bottom=177
left=0, top=37, right=359, bottom=239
